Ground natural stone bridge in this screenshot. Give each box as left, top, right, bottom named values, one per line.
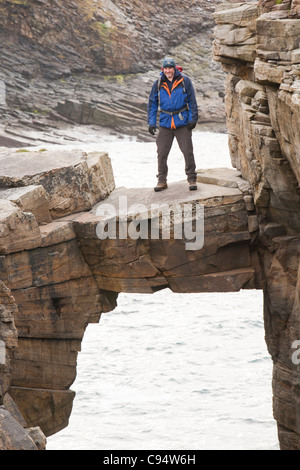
left=0, top=148, right=261, bottom=448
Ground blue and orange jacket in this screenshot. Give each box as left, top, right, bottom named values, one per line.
left=147, top=68, right=198, bottom=130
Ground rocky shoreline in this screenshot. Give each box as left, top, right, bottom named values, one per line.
left=0, top=66, right=227, bottom=148
left=0, top=0, right=227, bottom=147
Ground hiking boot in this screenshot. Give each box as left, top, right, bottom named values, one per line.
left=189, top=180, right=197, bottom=191
left=154, top=181, right=168, bottom=192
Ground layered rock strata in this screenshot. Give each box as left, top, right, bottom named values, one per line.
left=0, top=149, right=260, bottom=448
left=0, top=150, right=117, bottom=448
left=0, top=281, right=44, bottom=450
left=1, top=0, right=300, bottom=451
left=70, top=175, right=260, bottom=295
left=214, top=0, right=300, bottom=450
left=0, top=0, right=227, bottom=146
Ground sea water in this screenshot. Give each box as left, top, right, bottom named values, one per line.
left=40, top=129, right=279, bottom=450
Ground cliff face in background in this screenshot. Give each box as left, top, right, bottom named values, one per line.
left=0, top=0, right=227, bottom=145
left=213, top=0, right=300, bottom=450
left=0, top=0, right=220, bottom=75
left=1, top=0, right=300, bottom=451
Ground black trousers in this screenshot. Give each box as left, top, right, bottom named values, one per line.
left=156, top=125, right=197, bottom=183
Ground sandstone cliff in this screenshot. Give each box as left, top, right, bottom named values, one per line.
left=213, top=0, right=300, bottom=450
left=0, top=149, right=118, bottom=449
left=1, top=0, right=300, bottom=451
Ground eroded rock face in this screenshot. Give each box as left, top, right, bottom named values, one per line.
left=0, top=281, right=47, bottom=450
left=0, top=0, right=225, bottom=76
left=0, top=149, right=117, bottom=445
left=214, top=1, right=300, bottom=450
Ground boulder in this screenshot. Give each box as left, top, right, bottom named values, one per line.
left=0, top=149, right=115, bottom=218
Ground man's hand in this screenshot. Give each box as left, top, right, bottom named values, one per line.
left=148, top=125, right=157, bottom=135
left=187, top=122, right=196, bottom=131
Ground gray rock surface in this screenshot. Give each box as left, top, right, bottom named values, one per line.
left=0, top=0, right=227, bottom=146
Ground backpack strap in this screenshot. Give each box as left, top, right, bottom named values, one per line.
left=157, top=75, right=188, bottom=111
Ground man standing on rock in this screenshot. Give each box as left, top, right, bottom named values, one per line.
left=147, top=57, right=199, bottom=192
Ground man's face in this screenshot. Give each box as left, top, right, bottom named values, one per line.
left=163, top=66, right=175, bottom=81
